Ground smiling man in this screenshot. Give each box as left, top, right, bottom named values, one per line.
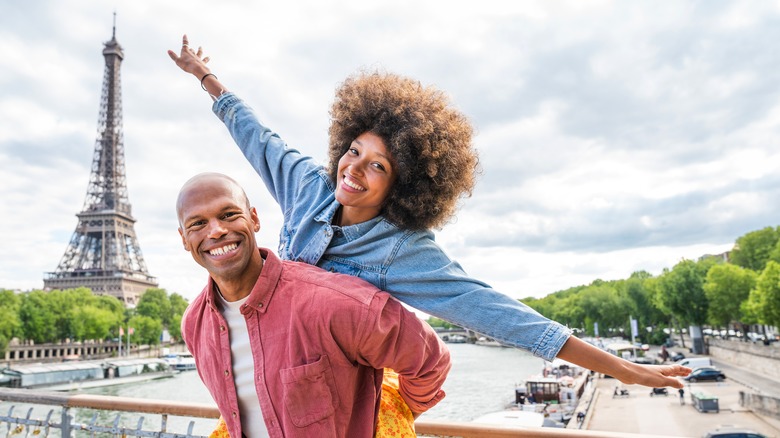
left=176, top=172, right=450, bottom=438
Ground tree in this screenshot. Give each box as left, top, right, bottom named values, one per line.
left=576, top=283, right=631, bottom=336
left=704, top=264, right=756, bottom=330
left=748, top=261, right=780, bottom=327
left=19, top=290, right=59, bottom=343
left=128, top=315, right=163, bottom=345
left=656, top=260, right=709, bottom=326
left=730, top=226, right=780, bottom=272
left=169, top=293, right=189, bottom=319
left=71, top=306, right=120, bottom=341
left=0, top=290, right=22, bottom=356
left=136, top=288, right=173, bottom=326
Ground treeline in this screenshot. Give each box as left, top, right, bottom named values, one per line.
left=521, top=226, right=780, bottom=344
left=0, top=287, right=188, bottom=356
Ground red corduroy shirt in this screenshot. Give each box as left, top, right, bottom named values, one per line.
left=182, top=248, right=451, bottom=438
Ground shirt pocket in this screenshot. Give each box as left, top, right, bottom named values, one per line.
left=279, top=355, right=340, bottom=427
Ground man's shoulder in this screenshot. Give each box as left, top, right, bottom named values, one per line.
left=279, top=260, right=386, bottom=306
left=181, top=287, right=210, bottom=325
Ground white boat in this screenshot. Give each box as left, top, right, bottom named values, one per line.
left=473, top=408, right=564, bottom=428
left=162, top=352, right=197, bottom=371
left=472, top=409, right=545, bottom=427
left=0, top=358, right=175, bottom=391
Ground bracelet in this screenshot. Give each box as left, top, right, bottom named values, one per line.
left=200, top=73, right=217, bottom=91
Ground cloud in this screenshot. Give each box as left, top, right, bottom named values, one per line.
left=1, top=1, right=779, bottom=301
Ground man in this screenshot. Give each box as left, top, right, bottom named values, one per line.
left=177, top=172, right=450, bottom=438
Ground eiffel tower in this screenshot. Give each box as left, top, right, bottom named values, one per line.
left=44, top=19, right=157, bottom=306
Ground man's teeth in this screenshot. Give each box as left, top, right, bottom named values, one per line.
left=344, top=176, right=366, bottom=191
left=209, top=243, right=237, bottom=256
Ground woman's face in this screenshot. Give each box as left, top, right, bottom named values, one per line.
left=335, top=132, right=397, bottom=225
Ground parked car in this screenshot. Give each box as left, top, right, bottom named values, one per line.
left=703, top=426, right=767, bottom=437
left=676, top=357, right=712, bottom=369
left=670, top=351, right=685, bottom=362
left=684, top=367, right=726, bottom=383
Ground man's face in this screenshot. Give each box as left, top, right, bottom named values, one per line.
left=177, top=175, right=261, bottom=284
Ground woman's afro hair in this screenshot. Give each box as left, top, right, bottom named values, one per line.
left=327, top=71, right=480, bottom=230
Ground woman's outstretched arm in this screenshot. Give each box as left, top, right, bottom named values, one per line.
left=557, top=336, right=690, bottom=388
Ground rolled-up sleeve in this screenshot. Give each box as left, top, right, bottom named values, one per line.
left=356, top=293, right=451, bottom=413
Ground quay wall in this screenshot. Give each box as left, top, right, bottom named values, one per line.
left=1, top=341, right=183, bottom=366
left=707, top=338, right=780, bottom=381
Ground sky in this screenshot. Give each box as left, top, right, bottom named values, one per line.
left=1, top=1, right=779, bottom=303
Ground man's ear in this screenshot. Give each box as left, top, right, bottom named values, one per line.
left=178, top=227, right=192, bottom=252
left=250, top=207, right=261, bottom=232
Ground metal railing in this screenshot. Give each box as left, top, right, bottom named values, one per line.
left=0, top=387, right=218, bottom=437
left=1, top=387, right=676, bottom=438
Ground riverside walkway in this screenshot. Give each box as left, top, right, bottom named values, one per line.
left=582, top=356, right=780, bottom=437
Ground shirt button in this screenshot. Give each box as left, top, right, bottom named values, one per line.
left=257, top=303, right=263, bottom=308
left=220, top=325, right=225, bottom=331
left=224, top=369, right=230, bottom=376
left=232, top=412, right=237, bottom=418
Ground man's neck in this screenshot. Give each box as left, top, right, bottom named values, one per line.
left=213, top=256, right=264, bottom=302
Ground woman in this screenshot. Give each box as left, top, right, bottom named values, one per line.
left=168, top=36, right=689, bottom=437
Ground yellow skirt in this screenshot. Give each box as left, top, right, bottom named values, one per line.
left=208, top=369, right=415, bottom=438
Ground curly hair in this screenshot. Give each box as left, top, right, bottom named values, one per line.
left=327, top=71, right=480, bottom=230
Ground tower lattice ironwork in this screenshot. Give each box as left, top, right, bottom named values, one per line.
left=44, top=21, right=157, bottom=305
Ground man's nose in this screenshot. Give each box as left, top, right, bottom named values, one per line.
left=206, top=220, right=228, bottom=238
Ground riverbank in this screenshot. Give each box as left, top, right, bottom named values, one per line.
left=580, top=370, right=780, bottom=437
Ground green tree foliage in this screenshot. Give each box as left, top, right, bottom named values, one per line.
left=577, top=283, right=631, bottom=336
left=747, top=261, right=780, bottom=327
left=0, top=290, right=22, bottom=356
left=425, top=317, right=460, bottom=329
left=128, top=315, right=163, bottom=345
left=136, top=288, right=173, bottom=326
left=169, top=293, right=189, bottom=319
left=656, top=260, right=709, bottom=326
left=19, top=290, right=59, bottom=343
left=704, top=264, right=756, bottom=327
left=730, top=226, right=780, bottom=272
left=71, top=306, right=119, bottom=341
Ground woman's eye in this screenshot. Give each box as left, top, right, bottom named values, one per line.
left=372, top=162, right=386, bottom=171
left=349, top=147, right=358, bottom=155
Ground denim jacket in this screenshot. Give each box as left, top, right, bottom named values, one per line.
left=214, top=93, right=571, bottom=361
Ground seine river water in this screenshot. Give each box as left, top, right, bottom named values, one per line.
left=75, top=343, right=545, bottom=435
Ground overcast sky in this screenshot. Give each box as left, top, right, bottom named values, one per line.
left=2, top=1, right=778, bottom=303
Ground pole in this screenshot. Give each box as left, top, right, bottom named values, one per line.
left=126, top=323, right=130, bottom=357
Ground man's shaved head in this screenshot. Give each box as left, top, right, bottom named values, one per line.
left=176, top=172, right=251, bottom=226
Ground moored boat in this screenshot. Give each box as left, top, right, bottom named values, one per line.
left=161, top=352, right=197, bottom=371
left=0, top=358, right=174, bottom=391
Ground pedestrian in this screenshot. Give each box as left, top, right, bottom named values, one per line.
left=679, top=387, right=685, bottom=405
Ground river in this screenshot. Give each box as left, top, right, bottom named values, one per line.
left=76, top=343, right=545, bottom=435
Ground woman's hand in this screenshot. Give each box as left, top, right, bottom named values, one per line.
left=167, top=34, right=210, bottom=79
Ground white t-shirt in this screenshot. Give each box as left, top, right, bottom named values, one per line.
left=218, top=293, right=269, bottom=437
